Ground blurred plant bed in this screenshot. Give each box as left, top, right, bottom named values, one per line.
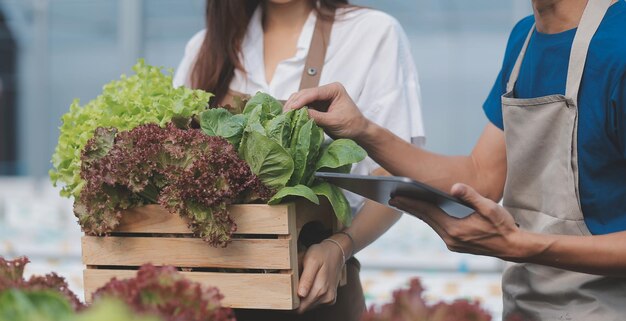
left=3, top=255, right=526, bottom=321
left=0, top=256, right=234, bottom=321
left=363, top=277, right=527, bottom=321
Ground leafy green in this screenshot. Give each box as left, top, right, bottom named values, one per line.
left=73, top=299, right=163, bottom=321
left=312, top=182, right=352, bottom=226
left=264, top=112, right=293, bottom=148
left=0, top=290, right=74, bottom=321
left=200, top=92, right=367, bottom=226
left=289, top=108, right=310, bottom=148
left=315, top=139, right=368, bottom=172
left=200, top=109, right=246, bottom=146
left=243, top=92, right=282, bottom=116
left=50, top=59, right=212, bottom=199
left=239, top=131, right=294, bottom=190
left=243, top=105, right=269, bottom=136
left=302, top=124, right=325, bottom=185
left=268, top=185, right=319, bottom=205
left=288, top=119, right=315, bottom=185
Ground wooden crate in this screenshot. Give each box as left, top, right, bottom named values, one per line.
left=82, top=201, right=337, bottom=310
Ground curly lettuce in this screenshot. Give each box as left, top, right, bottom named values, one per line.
left=50, top=60, right=212, bottom=199
left=76, top=123, right=272, bottom=247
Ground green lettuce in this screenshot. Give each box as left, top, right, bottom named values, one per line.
left=200, top=92, right=367, bottom=226
left=50, top=60, right=212, bottom=199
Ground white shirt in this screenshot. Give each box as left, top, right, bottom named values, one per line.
left=174, top=6, right=425, bottom=211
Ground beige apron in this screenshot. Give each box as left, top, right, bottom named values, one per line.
left=231, top=10, right=366, bottom=321
left=501, top=0, right=626, bottom=320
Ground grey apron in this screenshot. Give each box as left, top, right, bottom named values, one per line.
left=501, top=0, right=626, bottom=320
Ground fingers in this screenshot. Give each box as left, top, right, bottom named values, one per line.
left=389, top=196, right=451, bottom=240
left=307, top=109, right=331, bottom=127
left=284, top=83, right=342, bottom=111
left=298, top=257, right=322, bottom=298
left=297, top=276, right=336, bottom=313
left=450, top=183, right=500, bottom=219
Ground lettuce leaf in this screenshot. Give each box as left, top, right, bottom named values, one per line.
left=264, top=111, right=293, bottom=148
left=239, top=131, right=294, bottom=190
left=315, top=139, right=367, bottom=172
left=311, top=182, right=352, bottom=226
left=288, top=119, right=315, bottom=185
left=200, top=109, right=246, bottom=146
left=268, top=185, right=319, bottom=205
left=243, top=92, right=282, bottom=117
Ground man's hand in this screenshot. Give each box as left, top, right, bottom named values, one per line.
left=296, top=240, right=345, bottom=313
left=390, top=183, right=529, bottom=261
left=284, top=82, right=371, bottom=139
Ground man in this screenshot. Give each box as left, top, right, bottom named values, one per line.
left=284, top=0, right=626, bottom=320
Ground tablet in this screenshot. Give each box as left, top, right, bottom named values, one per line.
left=315, top=172, right=475, bottom=219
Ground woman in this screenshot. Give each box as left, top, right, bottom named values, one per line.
left=173, top=1, right=425, bottom=320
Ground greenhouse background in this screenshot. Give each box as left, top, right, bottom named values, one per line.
left=0, top=0, right=532, bottom=319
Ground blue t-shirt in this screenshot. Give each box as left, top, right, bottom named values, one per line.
left=483, top=1, right=626, bottom=235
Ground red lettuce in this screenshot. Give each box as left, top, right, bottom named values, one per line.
left=362, top=278, right=492, bottom=321
left=92, top=264, right=235, bottom=321
left=76, top=123, right=272, bottom=247
left=0, top=257, right=84, bottom=311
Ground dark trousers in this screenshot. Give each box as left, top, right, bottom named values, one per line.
left=234, top=258, right=365, bottom=321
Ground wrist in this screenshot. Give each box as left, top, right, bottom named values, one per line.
left=322, top=238, right=346, bottom=265
left=356, top=121, right=384, bottom=149
left=335, top=231, right=355, bottom=258
left=505, top=230, right=552, bottom=263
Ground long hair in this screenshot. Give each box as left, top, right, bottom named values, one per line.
left=191, top=0, right=350, bottom=106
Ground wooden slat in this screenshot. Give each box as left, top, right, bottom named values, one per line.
left=83, top=269, right=297, bottom=310
left=115, top=204, right=291, bottom=235
left=294, top=199, right=335, bottom=232
left=283, top=205, right=300, bottom=306
left=82, top=236, right=291, bottom=269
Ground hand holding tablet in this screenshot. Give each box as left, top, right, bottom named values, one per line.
left=315, top=172, right=475, bottom=218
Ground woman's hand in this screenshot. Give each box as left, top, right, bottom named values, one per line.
left=389, top=183, right=529, bottom=261
left=284, top=82, right=371, bottom=139
left=296, top=239, right=346, bottom=313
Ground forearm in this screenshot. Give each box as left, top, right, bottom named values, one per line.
left=342, top=199, right=402, bottom=255
left=356, top=122, right=505, bottom=201
left=514, top=230, right=626, bottom=277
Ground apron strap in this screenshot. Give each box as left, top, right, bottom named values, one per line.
left=565, top=0, right=613, bottom=100
left=299, top=9, right=335, bottom=90
left=223, top=9, right=335, bottom=106
left=506, top=0, right=613, bottom=100
left=506, top=24, right=535, bottom=93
